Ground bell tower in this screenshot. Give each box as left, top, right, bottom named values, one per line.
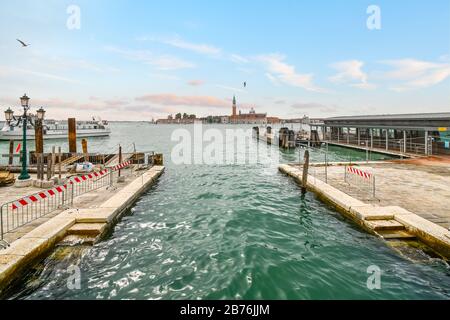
left=232, top=95, right=237, bottom=117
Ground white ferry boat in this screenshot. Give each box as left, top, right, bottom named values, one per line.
left=0, top=117, right=111, bottom=141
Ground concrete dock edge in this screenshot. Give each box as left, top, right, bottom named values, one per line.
left=278, top=163, right=450, bottom=260
left=0, top=165, right=165, bottom=295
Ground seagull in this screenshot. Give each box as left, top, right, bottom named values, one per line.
left=243, top=81, right=247, bottom=88
left=16, top=39, right=29, bottom=47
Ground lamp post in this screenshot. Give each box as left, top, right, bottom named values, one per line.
left=3, top=94, right=46, bottom=184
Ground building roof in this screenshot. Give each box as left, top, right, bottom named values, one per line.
left=325, top=112, right=450, bottom=121
left=322, top=112, right=450, bottom=130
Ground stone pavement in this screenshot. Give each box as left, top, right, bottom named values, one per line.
left=303, top=159, right=450, bottom=229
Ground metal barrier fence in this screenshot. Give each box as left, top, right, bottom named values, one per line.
left=296, top=142, right=377, bottom=200
left=0, top=161, right=136, bottom=246
left=0, top=169, right=113, bottom=244
left=344, top=165, right=376, bottom=199
left=297, top=142, right=357, bottom=183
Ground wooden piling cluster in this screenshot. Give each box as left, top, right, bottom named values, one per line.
left=2, top=117, right=159, bottom=177
left=278, top=128, right=296, bottom=149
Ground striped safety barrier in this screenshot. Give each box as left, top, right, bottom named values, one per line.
left=11, top=169, right=109, bottom=210
left=111, top=160, right=131, bottom=171
left=12, top=185, right=68, bottom=210
left=68, top=169, right=109, bottom=184
left=346, top=166, right=372, bottom=179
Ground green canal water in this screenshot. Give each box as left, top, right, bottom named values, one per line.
left=1, top=123, right=450, bottom=299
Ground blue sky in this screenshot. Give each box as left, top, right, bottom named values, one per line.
left=0, top=0, right=449, bottom=120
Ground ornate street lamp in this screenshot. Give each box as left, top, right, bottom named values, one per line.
left=36, top=107, right=46, bottom=121
left=20, top=94, right=30, bottom=109
left=3, top=94, right=46, bottom=183
left=4, top=108, right=13, bottom=122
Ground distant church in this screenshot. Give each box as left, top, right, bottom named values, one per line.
left=230, top=95, right=267, bottom=124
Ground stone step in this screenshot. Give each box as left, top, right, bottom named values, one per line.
left=58, top=234, right=98, bottom=246
left=366, top=219, right=405, bottom=231
left=377, top=230, right=416, bottom=240
left=67, top=223, right=107, bottom=236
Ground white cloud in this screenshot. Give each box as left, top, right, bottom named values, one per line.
left=329, top=60, right=375, bottom=89
left=0, top=66, right=82, bottom=84
left=105, top=46, right=195, bottom=70
left=162, top=37, right=221, bottom=55
left=31, top=55, right=120, bottom=74
left=381, top=58, right=450, bottom=90
left=258, top=54, right=325, bottom=92
left=291, top=102, right=338, bottom=113
left=135, top=93, right=229, bottom=108
left=188, top=79, right=204, bottom=86
left=139, top=35, right=222, bottom=56
left=230, top=54, right=249, bottom=64
left=215, top=84, right=245, bottom=93
left=265, top=73, right=280, bottom=86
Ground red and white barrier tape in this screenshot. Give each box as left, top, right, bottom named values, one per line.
left=11, top=169, right=109, bottom=210
left=12, top=185, right=68, bottom=210
left=111, top=160, right=131, bottom=171
left=68, top=169, right=108, bottom=184
left=347, top=166, right=372, bottom=180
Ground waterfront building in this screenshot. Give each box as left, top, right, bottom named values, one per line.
left=318, top=112, right=450, bottom=156
left=156, top=114, right=197, bottom=124
left=230, top=96, right=267, bottom=124
left=267, top=117, right=281, bottom=124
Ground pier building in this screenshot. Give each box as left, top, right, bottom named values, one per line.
left=317, top=113, right=450, bottom=156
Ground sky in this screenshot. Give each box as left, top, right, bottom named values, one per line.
left=0, top=0, right=449, bottom=121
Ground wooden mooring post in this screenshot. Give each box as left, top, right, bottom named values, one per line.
left=301, top=150, right=310, bottom=195
left=36, top=153, right=44, bottom=181
left=46, top=154, right=52, bottom=181
left=8, top=140, right=14, bottom=166
left=118, top=145, right=122, bottom=178
left=82, top=138, right=88, bottom=162
left=58, top=146, right=62, bottom=180
left=36, top=154, right=41, bottom=180
left=51, top=146, right=56, bottom=177
left=35, top=119, right=44, bottom=155
left=68, top=118, right=77, bottom=154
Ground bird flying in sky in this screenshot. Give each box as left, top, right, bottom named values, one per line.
left=16, top=39, right=29, bottom=47
left=243, top=82, right=247, bottom=88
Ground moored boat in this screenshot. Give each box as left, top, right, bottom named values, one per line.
left=0, top=117, right=111, bottom=141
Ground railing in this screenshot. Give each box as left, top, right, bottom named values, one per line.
left=0, top=169, right=113, bottom=245
left=0, top=159, right=139, bottom=247
left=325, top=134, right=429, bottom=156
left=296, top=142, right=379, bottom=201
left=297, top=142, right=358, bottom=183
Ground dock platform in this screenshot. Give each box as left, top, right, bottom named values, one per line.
left=0, top=164, right=165, bottom=294
left=279, top=158, right=450, bottom=259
